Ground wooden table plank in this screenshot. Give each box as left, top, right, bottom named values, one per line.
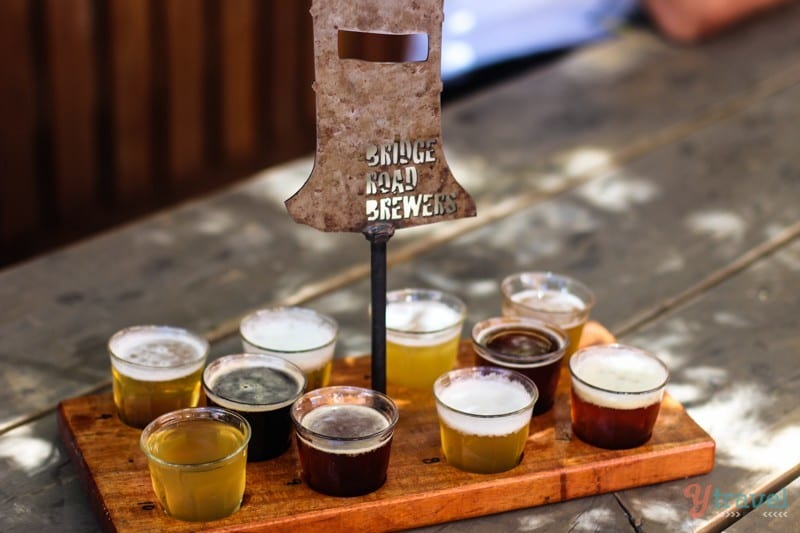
left=613, top=240, right=800, bottom=532
left=727, top=474, right=800, bottom=532
left=0, top=414, right=99, bottom=531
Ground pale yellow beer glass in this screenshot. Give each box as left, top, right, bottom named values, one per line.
left=434, top=367, right=538, bottom=474
left=385, top=288, right=466, bottom=389
left=109, top=325, right=208, bottom=428
left=140, top=407, right=250, bottom=522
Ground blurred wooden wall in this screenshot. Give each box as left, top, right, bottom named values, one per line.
left=0, top=0, right=316, bottom=268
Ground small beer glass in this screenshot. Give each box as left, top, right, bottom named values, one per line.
left=569, top=344, right=669, bottom=449
left=240, top=307, right=338, bottom=390
left=140, top=407, right=250, bottom=522
left=109, top=325, right=209, bottom=428
left=472, top=317, right=568, bottom=415
left=203, top=353, right=306, bottom=461
left=385, top=288, right=467, bottom=389
left=501, top=272, right=595, bottom=357
left=291, top=386, right=399, bottom=497
left=434, top=367, right=538, bottom=474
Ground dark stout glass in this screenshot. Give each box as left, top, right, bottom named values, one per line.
left=569, top=344, right=669, bottom=449
left=472, top=317, right=568, bottom=415
left=291, top=386, right=399, bottom=497
left=203, top=354, right=306, bottom=461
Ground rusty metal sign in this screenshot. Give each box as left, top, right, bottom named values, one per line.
left=285, top=0, right=476, bottom=233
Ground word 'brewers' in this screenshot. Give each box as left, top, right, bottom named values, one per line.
left=291, top=386, right=399, bottom=497
left=385, top=288, right=466, bottom=389
left=570, top=344, right=669, bottom=449
left=434, top=367, right=538, bottom=474
left=109, top=325, right=208, bottom=428
left=365, top=138, right=457, bottom=222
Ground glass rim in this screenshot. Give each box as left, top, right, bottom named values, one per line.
left=140, top=407, right=251, bottom=469
left=290, top=385, right=399, bottom=442
left=202, top=353, right=307, bottom=409
left=108, top=325, right=209, bottom=369
left=433, top=366, right=539, bottom=419
left=501, top=271, right=596, bottom=314
left=471, top=316, right=568, bottom=367
left=384, top=288, right=467, bottom=334
left=569, top=343, right=670, bottom=395
left=239, top=306, right=339, bottom=354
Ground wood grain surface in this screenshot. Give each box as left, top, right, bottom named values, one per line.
left=58, top=338, right=713, bottom=532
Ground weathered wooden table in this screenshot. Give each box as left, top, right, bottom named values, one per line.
left=2, top=5, right=799, bottom=532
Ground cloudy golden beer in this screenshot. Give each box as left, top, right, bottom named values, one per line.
left=109, top=325, right=208, bottom=428
left=140, top=407, right=250, bottom=522
left=570, top=344, right=669, bottom=449
left=240, top=307, right=337, bottom=390
left=385, top=289, right=466, bottom=389
left=434, top=367, right=537, bottom=474
left=501, top=272, right=594, bottom=356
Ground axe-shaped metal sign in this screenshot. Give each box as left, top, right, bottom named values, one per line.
left=286, top=0, right=476, bottom=392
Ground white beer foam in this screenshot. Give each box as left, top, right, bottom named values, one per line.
left=299, top=404, right=390, bottom=454
left=110, top=327, right=207, bottom=381
left=436, top=376, right=533, bottom=437
left=241, top=309, right=336, bottom=372
left=511, top=289, right=585, bottom=328
left=571, top=346, right=668, bottom=410
left=386, top=300, right=462, bottom=346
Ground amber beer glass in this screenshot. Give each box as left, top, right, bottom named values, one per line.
left=140, top=407, right=250, bottom=522
left=385, top=288, right=466, bottom=389
left=109, top=325, right=209, bottom=428
left=434, top=367, right=538, bottom=474
left=569, top=344, right=669, bottom=449
left=203, top=354, right=306, bottom=461
left=291, top=386, right=399, bottom=496
left=240, top=307, right=338, bottom=390
left=501, top=272, right=595, bottom=357
left=472, top=317, right=568, bottom=415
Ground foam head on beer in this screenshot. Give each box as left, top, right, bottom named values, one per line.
left=109, top=325, right=209, bottom=428
left=384, top=288, right=467, bottom=389
left=570, top=344, right=668, bottom=409
left=434, top=367, right=538, bottom=474
left=569, top=344, right=669, bottom=449
left=240, top=307, right=338, bottom=390
left=501, top=272, right=595, bottom=356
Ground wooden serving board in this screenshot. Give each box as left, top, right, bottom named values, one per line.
left=58, top=325, right=715, bottom=532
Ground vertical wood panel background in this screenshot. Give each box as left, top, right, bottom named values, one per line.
left=0, top=0, right=39, bottom=246
left=0, top=0, right=316, bottom=268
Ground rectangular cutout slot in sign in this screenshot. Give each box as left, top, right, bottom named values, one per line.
left=338, top=30, right=429, bottom=62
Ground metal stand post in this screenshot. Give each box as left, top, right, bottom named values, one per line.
left=363, top=223, right=395, bottom=393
